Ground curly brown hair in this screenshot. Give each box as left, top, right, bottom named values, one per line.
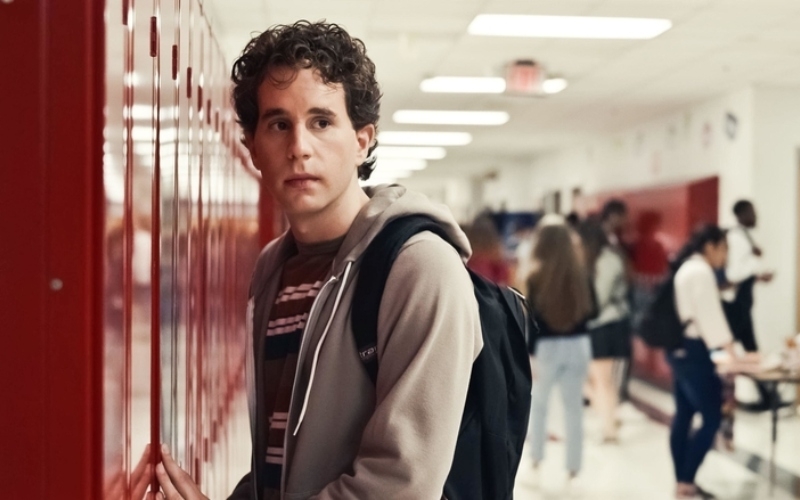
left=231, top=20, right=381, bottom=179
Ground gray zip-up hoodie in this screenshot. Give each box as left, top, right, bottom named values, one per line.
left=229, top=185, right=483, bottom=500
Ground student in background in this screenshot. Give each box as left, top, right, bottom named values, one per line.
left=722, top=200, right=775, bottom=411
left=465, top=212, right=511, bottom=286
left=600, top=199, right=635, bottom=400
left=723, top=200, right=773, bottom=352
left=600, top=199, right=629, bottom=251
left=579, top=218, right=631, bottom=444
left=526, top=217, right=595, bottom=487
left=668, top=225, right=753, bottom=499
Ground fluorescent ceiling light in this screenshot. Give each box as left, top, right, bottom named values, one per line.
left=375, top=146, right=447, bottom=160
left=376, top=158, right=428, bottom=171
left=393, top=110, right=509, bottom=126
left=542, top=78, right=568, bottom=94
left=378, top=131, right=472, bottom=146
left=360, top=173, right=412, bottom=187
left=421, top=76, right=506, bottom=94
left=468, top=15, right=672, bottom=40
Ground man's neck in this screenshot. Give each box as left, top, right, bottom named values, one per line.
left=289, top=188, right=369, bottom=244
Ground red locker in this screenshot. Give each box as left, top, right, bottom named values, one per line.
left=579, top=177, right=719, bottom=388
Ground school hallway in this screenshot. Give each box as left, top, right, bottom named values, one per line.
left=513, top=379, right=800, bottom=500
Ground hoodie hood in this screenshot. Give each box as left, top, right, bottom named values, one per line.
left=249, top=184, right=472, bottom=298
left=332, top=184, right=472, bottom=274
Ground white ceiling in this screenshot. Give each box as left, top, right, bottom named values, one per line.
left=203, top=0, right=800, bottom=177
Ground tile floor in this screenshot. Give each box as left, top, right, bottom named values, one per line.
left=513, top=379, right=800, bottom=499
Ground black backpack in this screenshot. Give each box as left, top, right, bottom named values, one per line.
left=637, top=272, right=690, bottom=350
left=351, top=215, right=534, bottom=500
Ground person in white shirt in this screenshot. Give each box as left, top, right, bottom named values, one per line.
left=722, top=200, right=773, bottom=352
left=722, top=200, right=776, bottom=412
left=668, top=225, right=746, bottom=499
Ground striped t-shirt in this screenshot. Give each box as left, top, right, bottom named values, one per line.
left=261, top=235, right=343, bottom=500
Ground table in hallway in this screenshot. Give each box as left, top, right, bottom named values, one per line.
left=742, top=370, right=800, bottom=496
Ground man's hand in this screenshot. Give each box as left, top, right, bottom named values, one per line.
left=758, top=271, right=774, bottom=283
left=719, top=281, right=735, bottom=291
left=105, top=444, right=152, bottom=500
left=149, top=445, right=209, bottom=500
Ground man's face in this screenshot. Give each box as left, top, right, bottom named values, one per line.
left=245, top=67, right=374, bottom=220
left=739, top=205, right=757, bottom=228
left=608, top=211, right=628, bottom=232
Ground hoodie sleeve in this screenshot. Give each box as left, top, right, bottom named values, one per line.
left=311, top=232, right=483, bottom=500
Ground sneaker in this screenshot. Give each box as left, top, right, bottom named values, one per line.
left=694, top=484, right=716, bottom=499
left=565, top=472, right=582, bottom=497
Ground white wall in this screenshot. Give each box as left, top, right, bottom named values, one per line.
left=401, top=175, right=475, bottom=224
left=487, top=88, right=756, bottom=223
left=485, top=85, right=800, bottom=351
left=751, top=87, right=800, bottom=351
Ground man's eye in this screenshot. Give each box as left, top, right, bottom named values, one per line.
left=269, top=121, right=289, bottom=131
left=316, top=119, right=330, bottom=129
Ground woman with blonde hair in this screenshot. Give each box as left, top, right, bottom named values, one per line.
left=527, top=218, right=595, bottom=484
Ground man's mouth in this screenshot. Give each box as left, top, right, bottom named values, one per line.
left=285, top=174, right=320, bottom=188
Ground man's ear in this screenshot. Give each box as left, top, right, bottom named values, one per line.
left=355, top=124, right=376, bottom=163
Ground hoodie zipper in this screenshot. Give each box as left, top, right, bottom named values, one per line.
left=292, top=261, right=353, bottom=436
left=279, top=272, right=339, bottom=499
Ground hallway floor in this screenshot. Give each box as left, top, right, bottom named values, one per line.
left=513, top=379, right=800, bottom=499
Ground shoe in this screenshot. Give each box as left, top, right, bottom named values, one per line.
left=601, top=436, right=619, bottom=445
left=676, top=482, right=700, bottom=499
left=529, top=461, right=540, bottom=489
left=565, top=472, right=581, bottom=496
left=694, top=485, right=716, bottom=499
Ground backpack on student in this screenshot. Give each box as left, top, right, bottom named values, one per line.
left=636, top=272, right=690, bottom=351
left=351, top=215, right=534, bottom=500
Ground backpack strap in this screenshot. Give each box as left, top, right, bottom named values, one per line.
left=351, top=215, right=454, bottom=385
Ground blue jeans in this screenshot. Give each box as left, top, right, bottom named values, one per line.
left=530, top=334, right=592, bottom=473
left=666, top=338, right=723, bottom=484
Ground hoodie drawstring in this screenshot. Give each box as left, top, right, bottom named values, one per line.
left=293, top=261, right=354, bottom=436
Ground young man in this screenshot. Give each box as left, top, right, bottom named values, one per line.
left=152, top=21, right=482, bottom=500
left=600, top=199, right=628, bottom=251
left=723, top=200, right=773, bottom=352
left=721, top=200, right=773, bottom=410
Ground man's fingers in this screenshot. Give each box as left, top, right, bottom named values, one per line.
left=160, top=445, right=190, bottom=481
left=160, top=445, right=207, bottom=499
left=155, top=462, right=181, bottom=499
left=132, top=444, right=151, bottom=476
left=132, top=464, right=152, bottom=500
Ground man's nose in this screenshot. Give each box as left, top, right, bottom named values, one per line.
left=288, top=126, right=312, bottom=159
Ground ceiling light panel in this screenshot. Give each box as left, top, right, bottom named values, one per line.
left=378, top=131, right=473, bottom=146
left=542, top=78, right=569, bottom=94
left=468, top=15, right=672, bottom=40
left=420, top=76, right=506, bottom=94
left=393, top=110, right=509, bottom=126
left=375, top=146, right=447, bottom=160
left=376, top=158, right=428, bottom=171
